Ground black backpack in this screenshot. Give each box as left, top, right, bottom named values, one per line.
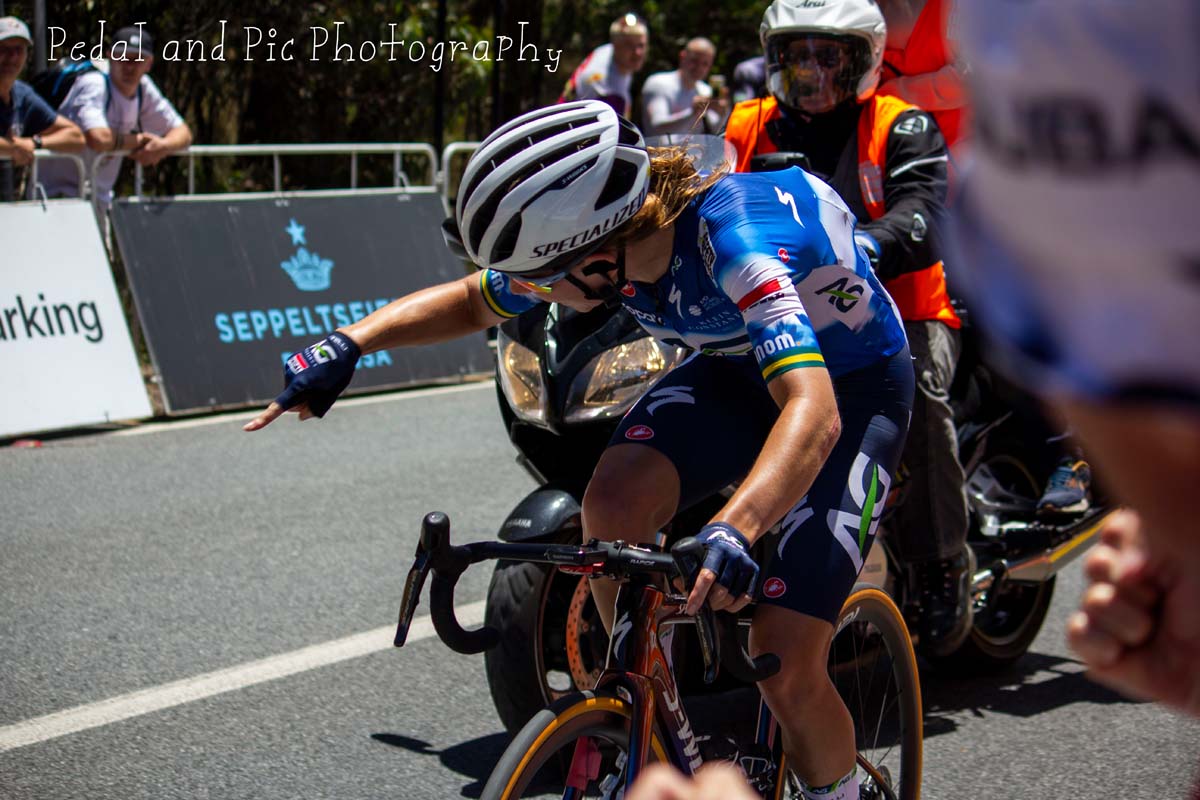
left=29, top=59, right=141, bottom=114
left=30, top=59, right=101, bottom=109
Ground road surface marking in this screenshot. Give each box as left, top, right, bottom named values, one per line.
left=0, top=600, right=486, bottom=753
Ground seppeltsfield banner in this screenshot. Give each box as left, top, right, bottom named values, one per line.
left=111, top=190, right=492, bottom=413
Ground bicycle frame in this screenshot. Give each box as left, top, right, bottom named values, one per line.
left=570, top=576, right=783, bottom=796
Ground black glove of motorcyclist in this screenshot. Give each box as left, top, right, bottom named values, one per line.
left=276, top=331, right=361, bottom=418
left=695, top=522, right=759, bottom=599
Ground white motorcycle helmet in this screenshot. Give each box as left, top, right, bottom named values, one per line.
left=760, top=0, right=886, bottom=114
left=455, top=100, right=650, bottom=279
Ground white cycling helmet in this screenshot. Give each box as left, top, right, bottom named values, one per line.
left=760, top=0, right=886, bottom=113
left=455, top=100, right=650, bottom=278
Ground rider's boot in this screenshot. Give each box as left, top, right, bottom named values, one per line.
left=1037, top=457, right=1092, bottom=517
left=915, top=547, right=975, bottom=656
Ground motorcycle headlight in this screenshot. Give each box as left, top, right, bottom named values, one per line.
left=496, top=330, right=546, bottom=425
left=564, top=338, right=687, bottom=424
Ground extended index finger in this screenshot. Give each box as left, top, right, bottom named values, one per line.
left=243, top=401, right=288, bottom=432
left=685, top=568, right=716, bottom=616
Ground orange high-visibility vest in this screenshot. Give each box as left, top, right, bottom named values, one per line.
left=725, top=95, right=960, bottom=327
left=881, top=0, right=965, bottom=148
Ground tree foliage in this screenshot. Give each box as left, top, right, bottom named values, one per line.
left=8, top=0, right=766, bottom=192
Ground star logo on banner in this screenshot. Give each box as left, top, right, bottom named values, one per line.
left=285, top=219, right=307, bottom=246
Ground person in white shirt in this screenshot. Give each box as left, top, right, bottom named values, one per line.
left=40, top=26, right=191, bottom=207
left=558, top=14, right=648, bottom=118
left=640, top=37, right=729, bottom=137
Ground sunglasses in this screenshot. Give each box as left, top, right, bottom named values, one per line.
left=510, top=267, right=572, bottom=293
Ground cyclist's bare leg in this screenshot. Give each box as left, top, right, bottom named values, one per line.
left=582, top=443, right=681, bottom=633
left=751, top=604, right=856, bottom=789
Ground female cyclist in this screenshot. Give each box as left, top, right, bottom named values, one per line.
left=244, top=100, right=913, bottom=800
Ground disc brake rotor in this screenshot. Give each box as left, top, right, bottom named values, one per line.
left=564, top=575, right=604, bottom=690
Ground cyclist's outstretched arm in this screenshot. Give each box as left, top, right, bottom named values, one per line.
left=342, top=273, right=507, bottom=352
left=244, top=274, right=509, bottom=431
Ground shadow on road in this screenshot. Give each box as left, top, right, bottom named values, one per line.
left=919, top=651, right=1145, bottom=738
left=370, top=731, right=510, bottom=798
left=371, top=655, right=1147, bottom=791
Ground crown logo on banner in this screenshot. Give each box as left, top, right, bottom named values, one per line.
left=281, top=247, right=335, bottom=291
left=280, top=218, right=335, bottom=292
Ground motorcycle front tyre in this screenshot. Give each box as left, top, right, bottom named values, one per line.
left=481, top=690, right=670, bottom=800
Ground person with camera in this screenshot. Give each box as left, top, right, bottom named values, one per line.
left=640, top=37, right=729, bottom=137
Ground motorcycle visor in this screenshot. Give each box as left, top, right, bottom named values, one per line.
left=765, top=34, right=871, bottom=114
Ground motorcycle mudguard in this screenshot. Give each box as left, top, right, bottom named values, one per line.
left=498, top=487, right=584, bottom=543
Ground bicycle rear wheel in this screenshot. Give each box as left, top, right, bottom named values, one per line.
left=482, top=690, right=670, bottom=800
left=824, top=584, right=923, bottom=800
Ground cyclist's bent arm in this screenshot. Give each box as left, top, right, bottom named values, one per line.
left=342, top=274, right=509, bottom=352
left=711, top=367, right=841, bottom=542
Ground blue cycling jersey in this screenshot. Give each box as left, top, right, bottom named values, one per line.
left=480, top=167, right=907, bottom=381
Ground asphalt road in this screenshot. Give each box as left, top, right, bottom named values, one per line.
left=2, top=382, right=1197, bottom=799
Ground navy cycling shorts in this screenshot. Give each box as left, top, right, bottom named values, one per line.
left=611, top=347, right=914, bottom=624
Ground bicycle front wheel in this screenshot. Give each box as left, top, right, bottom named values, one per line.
left=827, top=584, right=923, bottom=800
left=482, top=690, right=670, bottom=800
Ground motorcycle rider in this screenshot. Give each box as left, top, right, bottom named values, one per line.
left=245, top=100, right=914, bottom=800
left=724, top=0, right=972, bottom=654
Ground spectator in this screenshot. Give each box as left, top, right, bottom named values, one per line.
left=640, top=37, right=728, bottom=137
left=0, top=15, right=84, bottom=199
left=731, top=54, right=766, bottom=104
left=876, top=0, right=968, bottom=153
left=558, top=13, right=648, bottom=117
left=39, top=26, right=192, bottom=207
left=726, top=0, right=973, bottom=656
left=953, top=0, right=1200, bottom=735
left=627, top=763, right=760, bottom=800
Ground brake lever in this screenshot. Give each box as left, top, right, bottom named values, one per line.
left=671, top=536, right=719, bottom=684
left=393, top=541, right=431, bottom=647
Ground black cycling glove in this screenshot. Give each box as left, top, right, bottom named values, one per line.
left=276, top=331, right=361, bottom=418
left=696, top=522, right=759, bottom=599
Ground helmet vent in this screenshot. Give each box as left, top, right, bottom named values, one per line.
left=468, top=135, right=603, bottom=255
left=617, top=117, right=643, bottom=146
left=489, top=214, right=523, bottom=264
left=459, top=118, right=602, bottom=214
left=595, top=158, right=641, bottom=210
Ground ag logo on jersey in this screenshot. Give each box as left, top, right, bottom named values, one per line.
left=893, top=115, right=930, bottom=136
left=827, top=453, right=892, bottom=574
left=816, top=277, right=865, bottom=312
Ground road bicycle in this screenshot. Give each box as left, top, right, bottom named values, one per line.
left=396, top=512, right=922, bottom=799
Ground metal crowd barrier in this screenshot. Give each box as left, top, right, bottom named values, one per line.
left=439, top=141, right=480, bottom=214
left=140, top=142, right=440, bottom=199
left=8, top=142, right=476, bottom=206
left=2, top=150, right=87, bottom=203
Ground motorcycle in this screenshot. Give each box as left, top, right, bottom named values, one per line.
left=480, top=136, right=1111, bottom=734
left=861, top=316, right=1111, bottom=670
